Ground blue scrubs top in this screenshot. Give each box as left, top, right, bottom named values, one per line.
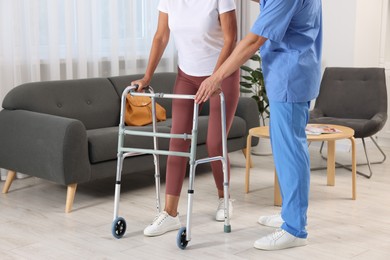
left=251, top=0, right=323, bottom=103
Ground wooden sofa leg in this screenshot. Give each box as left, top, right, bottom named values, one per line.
left=65, top=183, right=77, bottom=213
left=2, top=170, right=16, bottom=194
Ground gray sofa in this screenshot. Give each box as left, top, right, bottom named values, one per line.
left=0, top=73, right=259, bottom=212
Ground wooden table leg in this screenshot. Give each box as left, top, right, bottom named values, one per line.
left=350, top=137, right=357, bottom=200
left=245, top=134, right=253, bottom=193
left=274, top=170, right=282, bottom=206
left=327, top=140, right=336, bottom=186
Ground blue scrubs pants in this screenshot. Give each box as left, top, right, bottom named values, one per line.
left=269, top=101, right=310, bottom=238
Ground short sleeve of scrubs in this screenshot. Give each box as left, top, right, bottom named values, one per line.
left=251, top=0, right=302, bottom=42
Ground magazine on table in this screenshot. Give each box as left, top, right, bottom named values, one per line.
left=305, top=125, right=342, bottom=135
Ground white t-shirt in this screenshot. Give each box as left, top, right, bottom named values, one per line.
left=158, top=0, right=236, bottom=76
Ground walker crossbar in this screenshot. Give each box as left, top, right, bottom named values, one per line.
left=123, top=129, right=192, bottom=140
left=120, top=147, right=191, bottom=158
left=129, top=91, right=195, bottom=100
left=195, top=156, right=226, bottom=166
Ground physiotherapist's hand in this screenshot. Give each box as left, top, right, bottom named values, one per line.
left=195, top=76, right=222, bottom=104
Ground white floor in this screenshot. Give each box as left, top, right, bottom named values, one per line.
left=1, top=143, right=390, bottom=260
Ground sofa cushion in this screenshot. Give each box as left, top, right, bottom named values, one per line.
left=2, top=78, right=120, bottom=130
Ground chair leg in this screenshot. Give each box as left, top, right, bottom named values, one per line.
left=312, top=137, right=387, bottom=179
left=355, top=136, right=386, bottom=178
left=359, top=138, right=373, bottom=178
left=369, top=135, right=387, bottom=164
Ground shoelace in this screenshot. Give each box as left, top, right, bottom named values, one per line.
left=217, top=199, right=234, bottom=210
left=152, top=211, right=169, bottom=225
left=217, top=199, right=225, bottom=210
left=269, top=229, right=286, bottom=241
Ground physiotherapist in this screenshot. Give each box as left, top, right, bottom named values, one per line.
left=195, top=0, right=323, bottom=250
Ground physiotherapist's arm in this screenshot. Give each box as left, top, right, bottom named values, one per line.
left=195, top=32, right=267, bottom=103
left=251, top=0, right=260, bottom=3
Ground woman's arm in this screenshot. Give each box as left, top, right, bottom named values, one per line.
left=131, top=11, right=170, bottom=90
left=213, top=10, right=237, bottom=72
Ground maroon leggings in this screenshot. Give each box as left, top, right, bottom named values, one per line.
left=165, top=68, right=240, bottom=196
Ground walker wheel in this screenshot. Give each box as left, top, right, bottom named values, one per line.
left=112, top=217, right=127, bottom=239
left=176, top=227, right=189, bottom=249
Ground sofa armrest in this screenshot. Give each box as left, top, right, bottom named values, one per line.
left=0, top=109, right=90, bottom=185
left=235, top=97, right=260, bottom=147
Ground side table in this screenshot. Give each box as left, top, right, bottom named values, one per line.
left=245, top=124, right=357, bottom=206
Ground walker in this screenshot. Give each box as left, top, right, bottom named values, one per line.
left=111, top=85, right=231, bottom=249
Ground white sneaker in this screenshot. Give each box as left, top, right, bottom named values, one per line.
left=258, top=214, right=284, bottom=228
left=143, top=211, right=181, bottom=237
left=253, top=229, right=308, bottom=250
left=215, top=198, right=233, bottom=221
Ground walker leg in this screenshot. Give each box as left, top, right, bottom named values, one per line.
left=177, top=100, right=199, bottom=249
left=220, top=93, right=231, bottom=233
left=113, top=153, right=124, bottom=220
left=223, top=159, right=231, bottom=233
left=185, top=164, right=196, bottom=242
left=153, top=154, right=161, bottom=213
left=112, top=152, right=127, bottom=239
left=177, top=152, right=197, bottom=249
left=151, top=98, right=162, bottom=213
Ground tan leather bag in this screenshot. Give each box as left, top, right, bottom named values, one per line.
left=125, top=94, right=166, bottom=126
